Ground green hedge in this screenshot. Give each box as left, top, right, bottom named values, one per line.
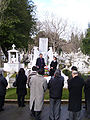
left=5, top=88, right=85, bottom=100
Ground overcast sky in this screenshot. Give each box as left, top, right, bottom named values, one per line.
left=34, top=0, right=90, bottom=31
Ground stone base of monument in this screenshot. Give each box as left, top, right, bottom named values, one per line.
left=8, top=78, right=15, bottom=88
left=4, top=63, right=24, bottom=73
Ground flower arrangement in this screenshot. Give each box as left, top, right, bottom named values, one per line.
left=44, top=65, right=49, bottom=77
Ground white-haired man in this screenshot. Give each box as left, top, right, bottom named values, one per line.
left=67, top=70, right=84, bottom=120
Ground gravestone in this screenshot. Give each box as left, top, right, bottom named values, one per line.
left=4, top=44, right=24, bottom=73
left=39, top=38, right=48, bottom=64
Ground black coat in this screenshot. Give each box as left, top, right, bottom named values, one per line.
left=68, top=76, right=84, bottom=112
left=16, top=74, right=27, bottom=96
left=50, top=61, right=58, bottom=76
left=36, top=58, right=45, bottom=69
left=84, top=76, right=90, bottom=100
left=48, top=76, right=64, bottom=99
left=0, top=75, right=8, bottom=96
left=50, top=61, right=58, bottom=69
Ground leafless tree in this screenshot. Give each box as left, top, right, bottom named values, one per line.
left=36, top=17, right=68, bottom=52
left=36, top=15, right=84, bottom=53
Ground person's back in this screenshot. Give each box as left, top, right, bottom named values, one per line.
left=27, top=66, right=37, bottom=88
left=68, top=75, right=84, bottom=112
left=16, top=74, right=27, bottom=95
left=30, top=74, right=47, bottom=110
left=84, top=76, right=90, bottom=118
left=0, top=70, right=8, bottom=111
left=48, top=76, right=64, bottom=99
left=48, top=69, right=64, bottom=120
left=0, top=74, right=8, bottom=96
left=30, top=69, right=47, bottom=120
left=84, top=76, right=90, bottom=100
left=67, top=70, right=84, bottom=120
left=68, top=76, right=84, bottom=101
left=16, top=68, right=27, bottom=107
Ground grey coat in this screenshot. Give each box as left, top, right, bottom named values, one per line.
left=30, top=74, right=47, bottom=111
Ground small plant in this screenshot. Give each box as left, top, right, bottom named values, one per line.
left=3, top=71, right=7, bottom=77
left=59, top=64, right=65, bottom=70
left=62, top=69, right=71, bottom=77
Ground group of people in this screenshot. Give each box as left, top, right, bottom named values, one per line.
left=36, top=53, right=58, bottom=76
left=0, top=54, right=90, bottom=120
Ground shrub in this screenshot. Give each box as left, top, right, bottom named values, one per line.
left=62, top=69, right=71, bottom=77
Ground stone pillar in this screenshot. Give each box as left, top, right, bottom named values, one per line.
left=8, top=52, right=11, bottom=63
left=16, top=52, right=19, bottom=63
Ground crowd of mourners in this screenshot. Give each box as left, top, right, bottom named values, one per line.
left=0, top=53, right=90, bottom=120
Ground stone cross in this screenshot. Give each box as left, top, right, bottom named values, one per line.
left=12, top=44, right=15, bottom=50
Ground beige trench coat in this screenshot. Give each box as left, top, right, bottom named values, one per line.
left=30, top=74, right=47, bottom=111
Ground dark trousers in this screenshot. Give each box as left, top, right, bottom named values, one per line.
left=31, top=101, right=41, bottom=120
left=69, top=111, right=81, bottom=120
left=31, top=101, right=35, bottom=117
left=35, top=111, right=41, bottom=120
left=49, top=98, right=61, bottom=120
left=86, top=100, right=90, bottom=119
left=17, top=95, right=25, bottom=107
left=0, top=95, right=5, bottom=110
left=49, top=69, right=56, bottom=76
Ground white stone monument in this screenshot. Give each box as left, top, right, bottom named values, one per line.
left=4, top=44, right=24, bottom=73
left=29, top=38, right=54, bottom=68
left=39, top=38, right=48, bottom=64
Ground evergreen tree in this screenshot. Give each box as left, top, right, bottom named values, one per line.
left=82, top=28, right=90, bottom=55
left=0, top=0, right=36, bottom=57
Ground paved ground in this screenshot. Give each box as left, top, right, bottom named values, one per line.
left=0, top=104, right=89, bottom=120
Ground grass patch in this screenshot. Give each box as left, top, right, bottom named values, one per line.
left=10, top=73, right=17, bottom=78
left=5, top=88, right=85, bottom=100
left=3, top=71, right=7, bottom=77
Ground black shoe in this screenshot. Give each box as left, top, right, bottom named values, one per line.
left=0, top=108, right=4, bottom=112
left=30, top=113, right=35, bottom=118
left=66, top=119, right=69, bottom=120
left=21, top=104, right=25, bottom=107
left=18, top=105, right=21, bottom=107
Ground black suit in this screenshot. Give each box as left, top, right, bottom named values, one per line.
left=49, top=60, right=58, bottom=76
left=68, top=76, right=84, bottom=112
left=36, top=57, right=45, bottom=74
left=0, top=74, right=8, bottom=111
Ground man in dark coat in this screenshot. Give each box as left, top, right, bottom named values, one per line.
left=67, top=70, right=84, bottom=120
left=36, top=53, right=45, bottom=75
left=84, top=75, right=90, bottom=119
left=0, top=69, right=8, bottom=112
left=49, top=56, right=58, bottom=76
left=48, top=69, right=64, bottom=120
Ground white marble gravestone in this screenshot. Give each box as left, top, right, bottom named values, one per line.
left=39, top=38, right=48, bottom=64
left=4, top=44, right=24, bottom=73
left=28, top=38, right=53, bottom=69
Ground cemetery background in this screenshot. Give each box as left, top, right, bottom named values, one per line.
left=0, top=37, right=89, bottom=100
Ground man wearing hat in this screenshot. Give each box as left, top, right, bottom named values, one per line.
left=0, top=69, right=8, bottom=112
left=36, top=53, right=45, bottom=75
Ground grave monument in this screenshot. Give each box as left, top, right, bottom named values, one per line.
left=4, top=44, right=24, bottom=73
